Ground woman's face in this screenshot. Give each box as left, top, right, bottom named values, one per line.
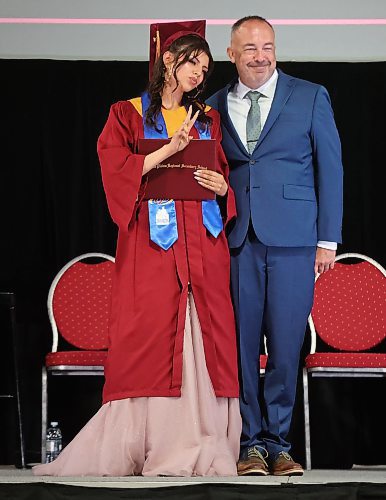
left=173, top=51, right=209, bottom=93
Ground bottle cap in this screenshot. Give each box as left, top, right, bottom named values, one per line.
left=50, top=421, right=58, bottom=426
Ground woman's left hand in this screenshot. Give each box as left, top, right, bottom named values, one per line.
left=194, top=169, right=228, bottom=196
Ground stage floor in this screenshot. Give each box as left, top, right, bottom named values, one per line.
left=1, top=465, right=386, bottom=488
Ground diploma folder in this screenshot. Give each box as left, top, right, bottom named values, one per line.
left=138, top=139, right=216, bottom=200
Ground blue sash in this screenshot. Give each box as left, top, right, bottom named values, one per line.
left=141, top=93, right=223, bottom=249
left=148, top=199, right=177, bottom=251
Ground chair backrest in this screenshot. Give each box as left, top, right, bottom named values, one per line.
left=48, top=253, right=115, bottom=352
left=308, top=253, right=386, bottom=354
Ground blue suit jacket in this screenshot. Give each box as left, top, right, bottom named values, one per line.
left=208, top=70, right=343, bottom=248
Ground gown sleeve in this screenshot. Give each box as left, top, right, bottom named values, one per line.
left=97, top=101, right=145, bottom=231
left=210, top=110, right=237, bottom=226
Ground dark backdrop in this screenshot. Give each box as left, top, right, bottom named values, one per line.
left=0, top=59, right=385, bottom=467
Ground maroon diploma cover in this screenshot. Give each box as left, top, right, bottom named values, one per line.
left=138, top=139, right=216, bottom=200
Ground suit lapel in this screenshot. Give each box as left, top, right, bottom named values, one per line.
left=219, top=81, right=250, bottom=157
left=255, top=71, right=296, bottom=150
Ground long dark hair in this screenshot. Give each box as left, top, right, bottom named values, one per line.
left=145, top=34, right=214, bottom=133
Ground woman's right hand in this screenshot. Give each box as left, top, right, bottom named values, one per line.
left=168, top=105, right=199, bottom=153
left=142, top=106, right=199, bottom=175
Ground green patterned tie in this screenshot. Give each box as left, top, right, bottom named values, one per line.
left=246, top=91, right=262, bottom=154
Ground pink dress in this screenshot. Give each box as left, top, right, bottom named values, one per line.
left=33, top=294, right=241, bottom=476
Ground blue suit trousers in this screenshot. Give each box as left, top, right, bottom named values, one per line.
left=230, top=226, right=316, bottom=457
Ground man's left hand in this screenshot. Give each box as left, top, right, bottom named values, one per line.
left=315, top=248, right=336, bottom=275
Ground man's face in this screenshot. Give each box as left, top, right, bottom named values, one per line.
left=227, top=20, right=276, bottom=89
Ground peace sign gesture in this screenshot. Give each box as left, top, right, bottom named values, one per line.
left=142, top=106, right=200, bottom=176
left=169, top=105, right=200, bottom=153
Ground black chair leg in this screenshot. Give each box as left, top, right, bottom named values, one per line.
left=10, top=295, right=26, bottom=468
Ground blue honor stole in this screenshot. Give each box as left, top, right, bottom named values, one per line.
left=148, top=199, right=177, bottom=251
left=141, top=93, right=223, bottom=250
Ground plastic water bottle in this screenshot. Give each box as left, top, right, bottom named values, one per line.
left=45, top=421, right=62, bottom=463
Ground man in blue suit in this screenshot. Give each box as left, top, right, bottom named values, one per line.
left=208, top=16, right=343, bottom=476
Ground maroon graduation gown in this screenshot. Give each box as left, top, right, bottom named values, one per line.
left=97, top=100, right=239, bottom=402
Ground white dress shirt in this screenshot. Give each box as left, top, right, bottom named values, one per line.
left=227, top=70, right=336, bottom=251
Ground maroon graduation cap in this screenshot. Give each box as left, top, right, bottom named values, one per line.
left=149, top=20, right=206, bottom=77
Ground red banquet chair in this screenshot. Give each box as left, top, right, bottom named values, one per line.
left=303, top=253, right=386, bottom=470
left=41, top=253, right=115, bottom=462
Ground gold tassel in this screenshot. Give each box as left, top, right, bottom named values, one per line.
left=154, top=28, right=161, bottom=60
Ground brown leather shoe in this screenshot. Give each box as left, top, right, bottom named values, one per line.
left=237, top=446, right=269, bottom=476
left=270, top=452, right=304, bottom=476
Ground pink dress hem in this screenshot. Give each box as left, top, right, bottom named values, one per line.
left=33, top=294, right=241, bottom=477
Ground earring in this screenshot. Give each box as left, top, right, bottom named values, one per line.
left=165, top=65, right=172, bottom=83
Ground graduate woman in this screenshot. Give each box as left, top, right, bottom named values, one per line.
left=33, top=20, right=241, bottom=477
